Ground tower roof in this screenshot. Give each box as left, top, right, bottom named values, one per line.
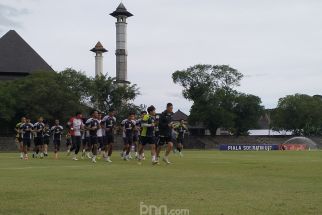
left=0, top=30, right=53, bottom=77
left=110, top=3, right=133, bottom=18
left=90, top=41, right=108, bottom=53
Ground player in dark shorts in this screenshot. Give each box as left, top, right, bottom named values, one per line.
left=67, top=112, right=84, bottom=161
left=51, top=119, right=63, bottom=159
left=132, top=113, right=144, bottom=159
left=138, top=106, right=158, bottom=165
left=121, top=112, right=136, bottom=161
left=97, top=112, right=104, bottom=160
left=43, top=123, right=51, bottom=157
left=20, top=117, right=33, bottom=160
left=174, top=120, right=188, bottom=157
left=102, top=108, right=117, bottom=163
left=15, top=117, right=26, bottom=159
left=85, top=110, right=100, bottom=163
left=157, top=103, right=174, bottom=164
left=33, top=117, right=45, bottom=158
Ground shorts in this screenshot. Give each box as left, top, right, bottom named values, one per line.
left=105, top=134, right=114, bottom=145
left=53, top=139, right=61, bottom=151
left=177, top=138, right=184, bottom=144
left=140, top=136, right=155, bottom=145
left=43, top=137, right=50, bottom=145
left=90, top=136, right=98, bottom=146
left=23, top=139, right=31, bottom=147
left=123, top=135, right=133, bottom=145
left=158, top=136, right=172, bottom=146
left=34, top=137, right=44, bottom=146
left=97, top=136, right=104, bottom=148
left=133, top=134, right=139, bottom=142
left=66, top=139, right=72, bottom=146
left=72, top=136, right=81, bottom=146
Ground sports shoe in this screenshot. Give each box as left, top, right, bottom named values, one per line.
left=72, top=157, right=78, bottom=161
left=86, top=152, right=92, bottom=159
left=106, top=157, right=112, bottom=163
left=163, top=157, right=171, bottom=164
left=92, top=157, right=97, bottom=163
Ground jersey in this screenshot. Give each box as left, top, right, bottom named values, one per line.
left=175, top=124, right=188, bottom=140
left=121, top=119, right=136, bottom=138
left=102, top=115, right=116, bottom=135
left=96, top=119, right=103, bottom=137
left=43, top=126, right=51, bottom=138
left=158, top=110, right=174, bottom=137
left=140, top=114, right=155, bottom=137
left=85, top=118, right=100, bottom=137
left=15, top=122, right=23, bottom=138
left=51, top=125, right=63, bottom=141
left=68, top=117, right=83, bottom=136
left=33, top=122, right=45, bottom=138
left=20, top=123, right=34, bottom=139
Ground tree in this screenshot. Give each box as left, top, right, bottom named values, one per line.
left=232, top=93, right=264, bottom=136
left=173, top=64, right=262, bottom=135
left=89, top=75, right=142, bottom=122
left=271, top=94, right=322, bottom=136
left=172, top=64, right=243, bottom=101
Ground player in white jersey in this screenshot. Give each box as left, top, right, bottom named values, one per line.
left=67, top=112, right=84, bottom=161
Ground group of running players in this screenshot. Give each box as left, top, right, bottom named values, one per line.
left=15, top=103, right=188, bottom=165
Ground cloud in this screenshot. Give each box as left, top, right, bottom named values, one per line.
left=0, top=4, right=29, bottom=32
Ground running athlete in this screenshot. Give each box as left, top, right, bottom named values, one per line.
left=33, top=117, right=45, bottom=158
left=121, top=112, right=136, bottom=161
left=20, top=117, right=33, bottom=160
left=43, top=123, right=51, bottom=157
left=51, top=119, right=63, bottom=159
left=15, top=117, right=26, bottom=159
left=138, top=106, right=158, bottom=165
left=157, top=103, right=174, bottom=164
left=68, top=112, right=84, bottom=161
left=131, top=115, right=141, bottom=159
left=174, top=120, right=188, bottom=157
left=102, top=108, right=116, bottom=163
left=85, top=110, right=100, bottom=163
left=97, top=112, right=104, bottom=160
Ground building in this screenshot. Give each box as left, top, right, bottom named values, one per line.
left=110, top=3, right=133, bottom=84
left=0, top=30, right=53, bottom=80
left=90, top=41, right=108, bottom=77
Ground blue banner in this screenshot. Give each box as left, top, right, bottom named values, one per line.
left=219, top=144, right=279, bottom=151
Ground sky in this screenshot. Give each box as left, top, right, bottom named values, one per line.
left=1, top=0, right=322, bottom=114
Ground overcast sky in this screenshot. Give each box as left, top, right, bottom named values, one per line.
left=1, top=0, right=322, bottom=114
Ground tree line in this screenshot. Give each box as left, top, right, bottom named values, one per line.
left=0, top=68, right=141, bottom=135
left=1, top=65, right=321, bottom=136
left=172, top=64, right=322, bottom=136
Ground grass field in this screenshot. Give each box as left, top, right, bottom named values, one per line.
left=0, top=150, right=321, bottom=215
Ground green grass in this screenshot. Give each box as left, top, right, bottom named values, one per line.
left=0, top=150, right=321, bottom=215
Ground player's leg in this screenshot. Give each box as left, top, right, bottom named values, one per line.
left=72, top=136, right=81, bottom=160
left=23, top=139, right=29, bottom=160
left=163, top=137, right=173, bottom=164
left=91, top=136, right=98, bottom=163
left=104, top=135, right=113, bottom=162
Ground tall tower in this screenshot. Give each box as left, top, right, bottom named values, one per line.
left=90, top=41, right=107, bottom=77
left=110, top=3, right=133, bottom=84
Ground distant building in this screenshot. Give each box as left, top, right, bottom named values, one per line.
left=0, top=30, right=53, bottom=81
